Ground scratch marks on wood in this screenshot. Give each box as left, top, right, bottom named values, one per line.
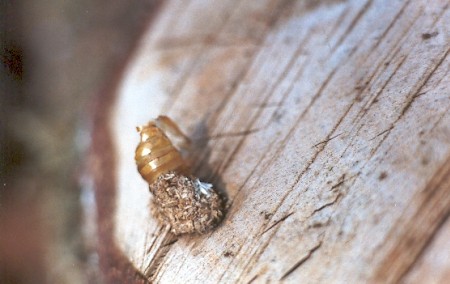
left=201, top=128, right=261, bottom=140
left=330, top=0, right=373, bottom=55
left=280, top=241, right=323, bottom=280
left=369, top=127, right=393, bottom=141
left=351, top=0, right=415, bottom=107
left=310, top=193, right=342, bottom=217
left=161, top=2, right=240, bottom=114
left=398, top=48, right=449, bottom=120
left=238, top=59, right=357, bottom=275
left=144, top=232, right=178, bottom=280
left=340, top=53, right=408, bottom=158
left=246, top=274, right=259, bottom=284
left=358, top=54, right=408, bottom=125
left=215, top=18, right=355, bottom=277
left=313, top=133, right=343, bottom=148
left=413, top=91, right=427, bottom=99
left=367, top=48, right=449, bottom=160
left=193, top=0, right=299, bottom=175
left=371, top=0, right=411, bottom=52
left=330, top=174, right=347, bottom=191
left=161, top=238, right=178, bottom=248
left=330, top=179, right=345, bottom=191
left=260, top=212, right=294, bottom=236
left=329, top=173, right=360, bottom=193
left=347, top=1, right=425, bottom=133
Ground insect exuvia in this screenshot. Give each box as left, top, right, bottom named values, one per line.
left=135, top=115, right=225, bottom=235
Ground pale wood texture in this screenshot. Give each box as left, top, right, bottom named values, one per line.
left=95, top=0, right=450, bottom=282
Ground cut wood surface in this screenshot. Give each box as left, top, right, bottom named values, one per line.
left=90, top=0, right=450, bottom=283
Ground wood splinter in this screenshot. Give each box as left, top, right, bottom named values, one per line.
left=135, top=115, right=225, bottom=235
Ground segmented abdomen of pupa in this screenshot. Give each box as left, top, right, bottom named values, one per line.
left=135, top=124, right=188, bottom=184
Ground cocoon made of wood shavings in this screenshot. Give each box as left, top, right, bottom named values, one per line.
left=149, top=172, right=225, bottom=235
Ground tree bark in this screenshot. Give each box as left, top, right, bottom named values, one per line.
left=90, top=0, right=450, bottom=283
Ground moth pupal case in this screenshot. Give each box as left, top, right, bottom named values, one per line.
left=135, top=116, right=225, bottom=235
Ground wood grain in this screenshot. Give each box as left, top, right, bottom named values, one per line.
left=90, top=0, right=450, bottom=282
